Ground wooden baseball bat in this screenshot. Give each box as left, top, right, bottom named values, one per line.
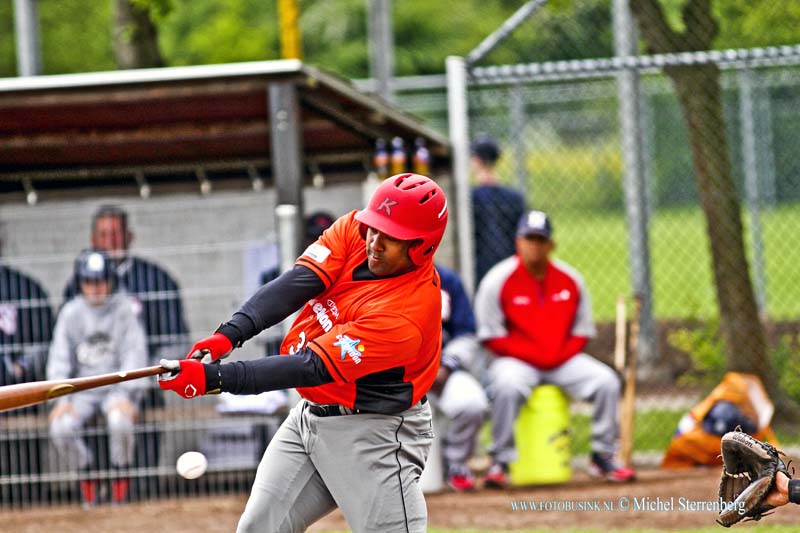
left=613, top=294, right=627, bottom=374
left=619, top=295, right=641, bottom=467
left=0, top=365, right=168, bottom=413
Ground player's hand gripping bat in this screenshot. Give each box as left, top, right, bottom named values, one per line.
left=0, top=366, right=168, bottom=412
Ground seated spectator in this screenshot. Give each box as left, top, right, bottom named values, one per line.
left=474, top=210, right=635, bottom=488
left=62, top=205, right=189, bottom=494
left=63, top=205, right=189, bottom=364
left=431, top=264, right=489, bottom=492
left=0, top=257, right=54, bottom=483
left=48, top=249, right=148, bottom=506
left=0, top=260, right=54, bottom=389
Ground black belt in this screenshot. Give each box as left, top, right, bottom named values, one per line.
left=308, top=395, right=427, bottom=417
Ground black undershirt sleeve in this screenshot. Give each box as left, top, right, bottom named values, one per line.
left=205, top=347, right=334, bottom=395
left=215, top=264, right=326, bottom=348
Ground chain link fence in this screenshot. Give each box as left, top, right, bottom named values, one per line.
left=397, top=3, right=800, bottom=464
left=0, top=185, right=363, bottom=509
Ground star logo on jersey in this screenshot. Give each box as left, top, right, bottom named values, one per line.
left=333, top=334, right=364, bottom=365
left=376, top=197, right=398, bottom=216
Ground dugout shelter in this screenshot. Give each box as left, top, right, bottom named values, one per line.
left=0, top=59, right=451, bottom=253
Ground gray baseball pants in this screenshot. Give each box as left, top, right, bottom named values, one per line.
left=237, top=398, right=433, bottom=533
left=486, top=353, right=621, bottom=465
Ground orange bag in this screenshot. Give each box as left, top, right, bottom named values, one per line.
left=661, top=372, right=777, bottom=469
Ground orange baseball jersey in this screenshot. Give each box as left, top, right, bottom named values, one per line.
left=281, top=211, right=442, bottom=412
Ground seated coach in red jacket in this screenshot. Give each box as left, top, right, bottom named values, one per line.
left=474, top=210, right=635, bottom=487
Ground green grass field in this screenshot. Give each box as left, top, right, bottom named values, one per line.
left=552, top=204, right=800, bottom=322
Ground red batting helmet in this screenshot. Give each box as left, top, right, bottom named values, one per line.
left=355, top=173, right=448, bottom=265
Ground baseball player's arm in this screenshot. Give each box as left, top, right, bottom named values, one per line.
left=765, top=471, right=800, bottom=508
left=569, top=273, right=597, bottom=338
left=213, top=347, right=334, bottom=393
left=160, top=347, right=334, bottom=397
left=216, top=265, right=325, bottom=348
left=438, top=266, right=476, bottom=339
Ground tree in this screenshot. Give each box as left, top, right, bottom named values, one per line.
left=629, top=0, right=793, bottom=412
left=112, top=0, right=167, bottom=69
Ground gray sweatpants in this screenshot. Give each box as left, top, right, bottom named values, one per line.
left=49, top=391, right=137, bottom=470
left=237, top=398, right=433, bottom=533
left=486, top=354, right=621, bottom=465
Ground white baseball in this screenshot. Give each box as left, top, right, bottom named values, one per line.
left=176, top=451, right=208, bottom=480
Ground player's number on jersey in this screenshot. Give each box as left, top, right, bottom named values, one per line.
left=288, top=331, right=307, bottom=354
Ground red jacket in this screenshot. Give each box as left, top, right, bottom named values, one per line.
left=474, top=255, right=596, bottom=370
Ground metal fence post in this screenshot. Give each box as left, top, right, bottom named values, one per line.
left=510, top=82, right=529, bottom=197
left=738, top=67, right=767, bottom=317
left=367, top=0, right=395, bottom=103
left=13, top=0, right=42, bottom=76
left=446, top=56, right=476, bottom=297
left=612, top=0, right=658, bottom=367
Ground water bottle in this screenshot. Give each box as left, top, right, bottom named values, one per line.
left=412, top=137, right=430, bottom=175
left=390, top=137, right=406, bottom=175
left=373, top=138, right=389, bottom=180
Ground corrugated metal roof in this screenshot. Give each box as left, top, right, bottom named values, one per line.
left=0, top=60, right=450, bottom=200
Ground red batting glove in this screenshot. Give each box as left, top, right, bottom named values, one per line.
left=185, top=332, right=233, bottom=362
left=157, top=359, right=207, bottom=399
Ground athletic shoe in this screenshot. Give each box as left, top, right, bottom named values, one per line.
left=111, top=478, right=130, bottom=504
left=483, top=463, right=509, bottom=489
left=448, top=473, right=477, bottom=492
left=589, top=452, right=636, bottom=482
left=80, top=480, right=98, bottom=508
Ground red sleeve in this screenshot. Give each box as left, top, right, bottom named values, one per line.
left=558, top=335, right=587, bottom=359
left=307, top=314, right=423, bottom=384
left=484, top=331, right=543, bottom=361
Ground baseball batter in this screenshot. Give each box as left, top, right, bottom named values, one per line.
left=158, top=174, right=448, bottom=533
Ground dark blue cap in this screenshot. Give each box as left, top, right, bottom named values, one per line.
left=305, top=211, right=335, bottom=241
left=470, top=133, right=501, bottom=163
left=517, top=210, right=553, bottom=239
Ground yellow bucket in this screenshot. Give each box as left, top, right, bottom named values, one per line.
left=510, top=384, right=572, bottom=485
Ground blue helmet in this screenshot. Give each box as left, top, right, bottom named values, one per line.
left=74, top=249, right=117, bottom=290
left=701, top=400, right=757, bottom=436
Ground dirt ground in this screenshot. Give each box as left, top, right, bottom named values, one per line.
left=4, top=468, right=800, bottom=532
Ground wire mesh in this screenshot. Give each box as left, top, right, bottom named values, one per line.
left=0, top=185, right=362, bottom=509
left=397, top=2, right=800, bottom=466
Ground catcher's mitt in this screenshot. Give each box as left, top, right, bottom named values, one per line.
left=717, top=429, right=791, bottom=527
